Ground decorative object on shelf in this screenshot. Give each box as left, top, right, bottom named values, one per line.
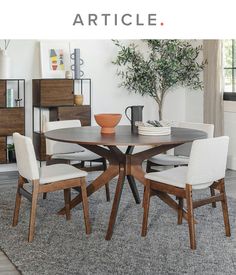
left=94, top=113, right=122, bottom=134
left=7, top=88, right=14, bottom=107
left=65, top=70, right=73, bottom=79
left=125, top=105, right=144, bottom=134
left=113, top=40, right=206, bottom=120
left=0, top=40, right=11, bottom=79
left=0, top=50, right=10, bottom=79
left=1, top=40, right=10, bottom=50
left=74, top=94, right=83, bottom=105
left=40, top=41, right=71, bottom=78
left=70, top=48, right=84, bottom=79
left=7, top=143, right=16, bottom=163
left=15, top=98, right=22, bottom=107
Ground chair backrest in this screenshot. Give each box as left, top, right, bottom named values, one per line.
left=174, top=121, right=214, bottom=157
left=45, top=120, right=84, bottom=155
left=187, top=136, right=229, bottom=189
left=13, top=133, right=39, bottom=180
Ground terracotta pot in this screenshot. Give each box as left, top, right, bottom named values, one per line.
left=74, top=95, right=83, bottom=105
left=94, top=113, right=122, bottom=134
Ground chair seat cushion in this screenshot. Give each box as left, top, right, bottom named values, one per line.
left=39, top=164, right=87, bottom=184
left=149, top=154, right=189, bottom=166
left=145, top=166, right=211, bottom=190
left=52, top=149, right=101, bottom=161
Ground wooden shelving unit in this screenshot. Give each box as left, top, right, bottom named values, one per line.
left=0, top=79, right=25, bottom=164
left=32, top=78, right=91, bottom=161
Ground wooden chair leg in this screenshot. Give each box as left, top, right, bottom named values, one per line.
left=142, top=186, right=146, bottom=208
left=141, top=180, right=151, bottom=237
left=210, top=186, right=216, bottom=208
left=220, top=180, right=231, bottom=237
left=177, top=197, right=183, bottom=225
left=12, top=176, right=24, bottom=227
left=80, top=178, right=91, bottom=235
left=64, top=188, right=71, bottom=221
left=186, top=184, right=196, bottom=250
left=43, top=193, right=47, bottom=200
left=28, top=181, right=39, bottom=242
left=105, top=183, right=110, bottom=202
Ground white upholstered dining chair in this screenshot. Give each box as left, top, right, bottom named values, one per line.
left=45, top=120, right=110, bottom=201
left=12, top=133, right=91, bottom=242
left=146, top=121, right=214, bottom=171
left=142, top=136, right=230, bottom=249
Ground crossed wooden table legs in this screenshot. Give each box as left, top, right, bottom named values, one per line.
left=58, top=143, right=186, bottom=240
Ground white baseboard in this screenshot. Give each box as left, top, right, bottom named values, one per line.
left=0, top=164, right=17, bottom=172
left=227, top=155, right=236, bottom=171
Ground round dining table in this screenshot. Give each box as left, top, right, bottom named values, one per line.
left=45, top=125, right=206, bottom=240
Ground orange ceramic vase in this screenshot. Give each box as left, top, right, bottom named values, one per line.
left=94, top=113, right=122, bottom=134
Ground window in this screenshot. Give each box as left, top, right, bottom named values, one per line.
left=223, top=40, right=236, bottom=100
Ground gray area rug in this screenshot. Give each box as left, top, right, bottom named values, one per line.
left=0, top=180, right=236, bottom=275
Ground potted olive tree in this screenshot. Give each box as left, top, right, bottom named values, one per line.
left=113, top=40, right=206, bottom=120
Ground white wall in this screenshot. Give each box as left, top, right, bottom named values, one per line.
left=185, top=40, right=204, bottom=123
left=185, top=91, right=203, bottom=123
left=5, top=40, right=188, bottom=131
left=69, top=40, right=163, bottom=125
left=224, top=101, right=236, bottom=170
left=0, top=39, right=197, bottom=171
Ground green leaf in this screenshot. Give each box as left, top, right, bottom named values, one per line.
left=112, top=40, right=205, bottom=116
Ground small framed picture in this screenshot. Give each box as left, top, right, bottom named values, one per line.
left=40, top=41, right=71, bottom=78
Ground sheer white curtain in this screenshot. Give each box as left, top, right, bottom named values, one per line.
left=203, top=40, right=224, bottom=137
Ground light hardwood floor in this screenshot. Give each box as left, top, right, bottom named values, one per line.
left=0, top=170, right=235, bottom=274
